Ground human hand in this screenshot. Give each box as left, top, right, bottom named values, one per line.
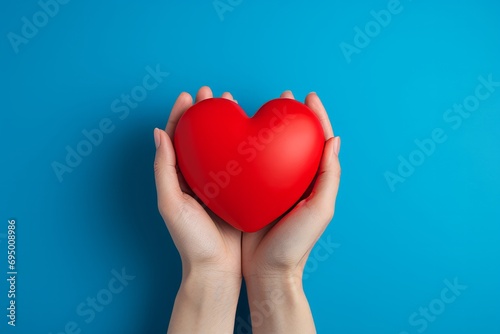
left=154, top=86, right=242, bottom=333
left=241, top=91, right=341, bottom=333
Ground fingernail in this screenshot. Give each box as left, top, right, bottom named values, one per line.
left=154, top=128, right=161, bottom=149
left=333, top=136, right=341, bottom=156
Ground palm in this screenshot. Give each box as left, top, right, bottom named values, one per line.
left=242, top=203, right=320, bottom=276
left=179, top=192, right=241, bottom=272
left=158, top=87, right=242, bottom=276
left=242, top=90, right=338, bottom=278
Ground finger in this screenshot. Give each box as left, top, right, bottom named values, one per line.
left=221, top=92, right=234, bottom=100
left=305, top=92, right=334, bottom=139
left=305, top=137, right=341, bottom=220
left=298, top=172, right=317, bottom=201
left=165, top=92, right=193, bottom=138
left=195, top=86, right=213, bottom=103
left=177, top=168, right=195, bottom=196
left=280, top=90, right=294, bottom=99
left=154, top=128, right=184, bottom=218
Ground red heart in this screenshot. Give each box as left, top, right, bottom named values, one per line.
left=174, top=98, right=324, bottom=232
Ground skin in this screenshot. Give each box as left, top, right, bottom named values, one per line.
left=153, top=87, right=341, bottom=334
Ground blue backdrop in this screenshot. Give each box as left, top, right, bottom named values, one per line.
left=1, top=0, right=499, bottom=333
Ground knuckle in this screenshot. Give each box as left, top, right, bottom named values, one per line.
left=157, top=199, right=167, bottom=215
left=333, top=166, right=341, bottom=180
left=153, top=158, right=162, bottom=177
left=324, top=206, right=335, bottom=222
left=308, top=199, right=335, bottom=222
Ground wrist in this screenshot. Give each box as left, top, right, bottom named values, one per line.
left=178, top=276, right=241, bottom=310
left=243, top=266, right=303, bottom=287
left=245, top=272, right=304, bottom=299
left=181, top=264, right=242, bottom=296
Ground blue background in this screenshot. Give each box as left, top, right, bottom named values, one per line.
left=1, top=0, right=499, bottom=333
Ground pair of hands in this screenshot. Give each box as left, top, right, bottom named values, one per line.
left=154, top=86, right=341, bottom=334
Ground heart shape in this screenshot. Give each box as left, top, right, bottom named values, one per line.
left=174, top=98, right=324, bottom=232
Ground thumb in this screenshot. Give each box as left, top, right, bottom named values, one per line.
left=153, top=128, right=183, bottom=218
left=306, top=136, right=341, bottom=220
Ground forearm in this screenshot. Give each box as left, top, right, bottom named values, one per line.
left=245, top=274, right=316, bottom=334
left=168, top=270, right=241, bottom=334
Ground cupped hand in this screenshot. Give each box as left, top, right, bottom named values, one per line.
left=153, top=86, right=242, bottom=281
left=242, top=90, right=341, bottom=282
